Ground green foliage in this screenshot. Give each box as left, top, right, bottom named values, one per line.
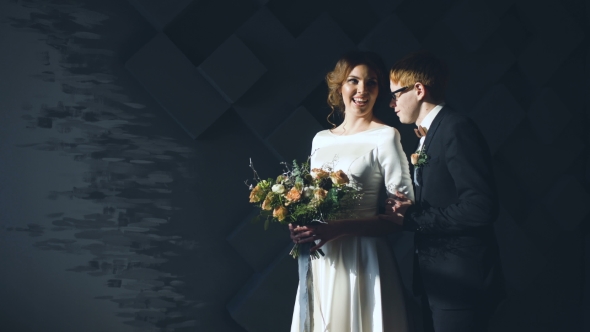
left=415, top=147, right=428, bottom=168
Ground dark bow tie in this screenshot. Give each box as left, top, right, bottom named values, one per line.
left=414, top=125, right=428, bottom=138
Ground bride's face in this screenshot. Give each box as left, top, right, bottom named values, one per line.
left=340, top=64, right=379, bottom=117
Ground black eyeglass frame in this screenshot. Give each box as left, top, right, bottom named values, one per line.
left=390, top=86, right=411, bottom=101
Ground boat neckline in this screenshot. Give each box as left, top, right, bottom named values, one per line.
left=326, top=125, right=389, bottom=137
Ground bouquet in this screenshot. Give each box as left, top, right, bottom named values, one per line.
left=246, top=158, right=363, bottom=259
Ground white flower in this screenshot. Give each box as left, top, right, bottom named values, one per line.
left=272, top=184, right=286, bottom=194
left=303, top=186, right=315, bottom=198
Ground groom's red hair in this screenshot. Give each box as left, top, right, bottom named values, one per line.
left=390, top=51, right=449, bottom=103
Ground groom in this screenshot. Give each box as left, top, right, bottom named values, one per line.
left=386, top=51, right=504, bottom=332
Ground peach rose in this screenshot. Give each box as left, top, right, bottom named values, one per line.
left=411, top=153, right=419, bottom=165
left=262, top=192, right=274, bottom=210
left=314, top=188, right=328, bottom=202
left=311, top=168, right=329, bottom=180
left=285, top=187, right=302, bottom=203
left=249, top=185, right=265, bottom=203
left=273, top=205, right=288, bottom=221
left=330, top=170, right=349, bottom=185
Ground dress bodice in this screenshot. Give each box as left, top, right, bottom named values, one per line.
left=310, top=126, right=415, bottom=218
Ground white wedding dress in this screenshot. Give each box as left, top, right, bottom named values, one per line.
left=291, top=126, right=415, bottom=332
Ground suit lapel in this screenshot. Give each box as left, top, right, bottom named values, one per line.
left=416, top=107, right=449, bottom=202
left=422, top=107, right=448, bottom=155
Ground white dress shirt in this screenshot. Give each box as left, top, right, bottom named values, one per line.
left=417, top=102, right=445, bottom=151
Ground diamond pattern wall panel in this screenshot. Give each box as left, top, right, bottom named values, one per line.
left=515, top=0, right=585, bottom=86
left=588, top=46, right=590, bottom=186
left=2, top=0, right=588, bottom=332
left=520, top=202, right=563, bottom=254
left=366, top=0, right=403, bottom=19
left=198, top=35, right=267, bottom=103
left=289, top=12, right=356, bottom=84
left=585, top=233, right=590, bottom=329
left=445, top=33, right=516, bottom=113
left=394, top=0, right=456, bottom=42
left=235, top=7, right=295, bottom=70
left=494, top=208, right=547, bottom=292
left=227, top=252, right=298, bottom=332
left=126, top=33, right=230, bottom=139
left=227, top=209, right=290, bottom=273
left=266, top=0, right=326, bottom=38
left=469, top=84, right=525, bottom=153
left=422, top=28, right=487, bottom=113
left=472, top=34, right=515, bottom=85
left=493, top=6, right=532, bottom=57
left=119, top=0, right=590, bottom=331
left=359, top=13, right=421, bottom=67
left=495, top=125, right=585, bottom=211
left=527, top=88, right=571, bottom=145
left=163, top=0, right=258, bottom=66
left=126, top=0, right=192, bottom=31
left=266, top=106, right=324, bottom=164
left=233, top=13, right=355, bottom=139
left=443, top=0, right=500, bottom=52
left=324, top=0, right=380, bottom=44
left=544, top=176, right=590, bottom=231
left=482, top=0, right=515, bottom=16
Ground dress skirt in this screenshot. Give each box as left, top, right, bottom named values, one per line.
left=290, top=235, right=409, bottom=332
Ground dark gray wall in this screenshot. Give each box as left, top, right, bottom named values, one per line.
left=0, top=0, right=588, bottom=331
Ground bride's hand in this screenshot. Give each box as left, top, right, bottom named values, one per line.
left=289, top=223, right=317, bottom=244
left=385, top=191, right=413, bottom=216
left=289, top=222, right=342, bottom=253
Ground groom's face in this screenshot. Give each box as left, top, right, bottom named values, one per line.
left=390, top=80, right=419, bottom=124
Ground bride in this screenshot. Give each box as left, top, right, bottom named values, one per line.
left=290, top=51, right=414, bottom=332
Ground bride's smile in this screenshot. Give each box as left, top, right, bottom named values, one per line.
left=340, top=64, right=379, bottom=116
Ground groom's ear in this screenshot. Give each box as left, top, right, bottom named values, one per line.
left=414, top=82, right=427, bottom=101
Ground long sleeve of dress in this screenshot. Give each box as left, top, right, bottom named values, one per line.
left=376, top=127, right=415, bottom=202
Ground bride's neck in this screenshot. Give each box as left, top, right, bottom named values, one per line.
left=333, top=112, right=377, bottom=136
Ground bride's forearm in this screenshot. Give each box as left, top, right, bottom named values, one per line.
left=292, top=215, right=403, bottom=247
left=331, top=214, right=402, bottom=237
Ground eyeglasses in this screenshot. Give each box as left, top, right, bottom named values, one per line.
left=390, top=86, right=410, bottom=101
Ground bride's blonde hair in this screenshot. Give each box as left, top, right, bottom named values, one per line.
left=325, top=51, right=388, bottom=127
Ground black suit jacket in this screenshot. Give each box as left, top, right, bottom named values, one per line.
left=404, top=107, right=503, bottom=309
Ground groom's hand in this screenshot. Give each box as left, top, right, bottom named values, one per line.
left=383, top=191, right=413, bottom=227
left=386, top=191, right=413, bottom=216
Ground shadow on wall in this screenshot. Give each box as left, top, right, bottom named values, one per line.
left=1, top=1, right=258, bottom=331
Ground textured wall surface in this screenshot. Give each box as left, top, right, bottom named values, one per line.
left=0, top=0, right=588, bottom=331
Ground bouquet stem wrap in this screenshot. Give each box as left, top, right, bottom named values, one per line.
left=298, top=241, right=314, bottom=332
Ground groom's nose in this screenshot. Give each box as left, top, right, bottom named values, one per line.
left=389, top=98, right=396, bottom=108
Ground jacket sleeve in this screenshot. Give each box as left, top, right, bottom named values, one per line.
left=403, top=117, right=499, bottom=234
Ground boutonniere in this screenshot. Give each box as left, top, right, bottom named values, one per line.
left=411, top=146, right=428, bottom=168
